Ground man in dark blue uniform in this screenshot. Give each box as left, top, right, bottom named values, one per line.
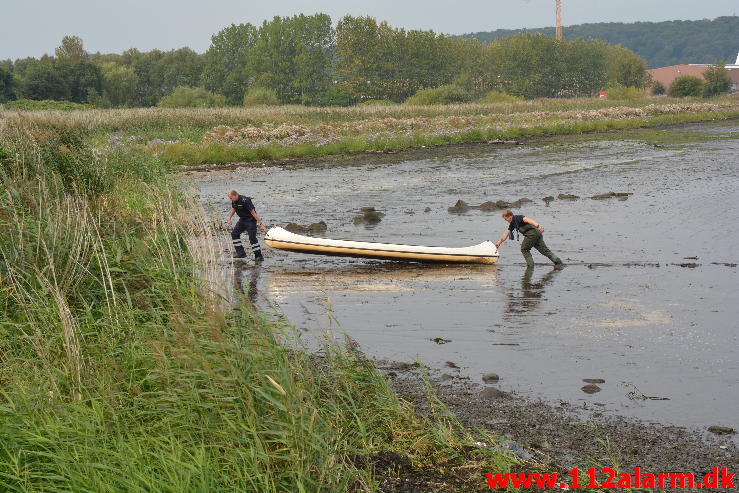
left=494, top=209, right=562, bottom=268
left=227, top=190, right=267, bottom=261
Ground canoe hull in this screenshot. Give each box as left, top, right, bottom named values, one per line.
left=264, top=227, right=499, bottom=264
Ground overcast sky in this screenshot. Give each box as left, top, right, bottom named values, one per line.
left=2, top=0, right=737, bottom=60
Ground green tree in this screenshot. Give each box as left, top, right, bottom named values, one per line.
left=121, top=48, right=204, bottom=106
left=203, top=23, right=258, bottom=104
left=335, top=16, right=392, bottom=101
left=702, top=61, right=731, bottom=97
left=607, top=47, right=649, bottom=88
left=651, top=80, right=665, bottom=95
left=101, top=63, right=138, bottom=107
left=335, top=16, right=462, bottom=102
left=19, top=63, right=70, bottom=101
left=250, top=14, right=334, bottom=105
left=0, top=64, right=16, bottom=103
left=668, top=75, right=703, bottom=97
left=55, top=35, right=86, bottom=61
left=57, top=59, right=103, bottom=103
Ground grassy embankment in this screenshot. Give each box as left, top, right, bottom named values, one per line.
left=0, top=114, right=528, bottom=491
left=3, top=96, right=738, bottom=168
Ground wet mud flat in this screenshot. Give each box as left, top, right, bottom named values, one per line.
left=383, top=365, right=738, bottom=486
left=192, top=121, right=739, bottom=470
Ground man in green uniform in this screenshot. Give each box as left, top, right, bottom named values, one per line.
left=494, top=209, right=563, bottom=268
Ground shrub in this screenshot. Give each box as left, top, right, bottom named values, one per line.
left=318, top=87, right=351, bottom=107
left=651, top=81, right=666, bottom=96
left=668, top=76, right=704, bottom=97
left=476, top=90, right=523, bottom=104
left=359, top=99, right=396, bottom=106
left=1, top=99, right=90, bottom=111
left=405, top=85, right=473, bottom=105
left=157, top=86, right=226, bottom=108
left=702, top=62, right=731, bottom=98
left=243, top=86, right=280, bottom=107
left=606, top=84, right=645, bottom=100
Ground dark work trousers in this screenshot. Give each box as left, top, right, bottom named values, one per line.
left=520, top=229, right=561, bottom=268
left=232, top=218, right=262, bottom=258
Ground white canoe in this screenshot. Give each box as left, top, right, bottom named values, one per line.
left=264, top=227, right=499, bottom=264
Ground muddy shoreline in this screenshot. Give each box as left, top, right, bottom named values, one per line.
left=379, top=361, right=738, bottom=485
left=180, top=117, right=739, bottom=175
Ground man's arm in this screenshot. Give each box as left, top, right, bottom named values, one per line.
left=250, top=209, right=267, bottom=232
left=494, top=230, right=509, bottom=248
left=227, top=208, right=235, bottom=226
left=522, top=216, right=544, bottom=232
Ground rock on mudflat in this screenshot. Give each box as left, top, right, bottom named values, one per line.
left=448, top=200, right=470, bottom=213
left=591, top=192, right=632, bottom=200
left=582, top=378, right=605, bottom=384
left=285, top=221, right=328, bottom=234
left=445, top=361, right=460, bottom=369
left=480, top=387, right=507, bottom=399
left=707, top=426, right=735, bottom=435
left=440, top=373, right=454, bottom=382
left=581, top=384, right=602, bottom=394
left=353, top=207, right=385, bottom=225
left=558, top=193, right=579, bottom=200
left=482, top=373, right=500, bottom=384
left=424, top=206, right=432, bottom=212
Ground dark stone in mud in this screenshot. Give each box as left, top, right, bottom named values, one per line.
left=558, top=193, right=580, bottom=200
left=445, top=361, right=460, bottom=369
left=423, top=206, right=431, bottom=212
left=440, top=373, right=454, bottom=382
left=480, top=387, right=507, bottom=399
left=284, top=221, right=328, bottom=234
left=353, top=207, right=385, bottom=225
left=712, top=262, right=737, bottom=267
left=482, top=373, right=500, bottom=384
left=707, top=426, right=735, bottom=435
left=583, top=378, right=606, bottom=384
left=581, top=384, right=602, bottom=394
left=477, top=200, right=500, bottom=211
left=451, top=198, right=532, bottom=214
left=447, top=200, right=470, bottom=213
left=542, top=196, right=555, bottom=204
left=591, top=191, right=633, bottom=200
left=674, top=262, right=700, bottom=268
left=389, top=361, right=420, bottom=371
left=431, top=337, right=451, bottom=344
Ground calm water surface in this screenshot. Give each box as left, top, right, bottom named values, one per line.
left=194, top=122, right=739, bottom=433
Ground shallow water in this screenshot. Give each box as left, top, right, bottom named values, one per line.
left=194, top=122, right=739, bottom=434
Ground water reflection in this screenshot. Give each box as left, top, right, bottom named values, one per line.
left=503, top=266, right=561, bottom=318
left=265, top=262, right=499, bottom=299
left=233, top=264, right=261, bottom=303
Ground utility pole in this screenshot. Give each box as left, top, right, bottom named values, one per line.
left=555, top=0, right=563, bottom=40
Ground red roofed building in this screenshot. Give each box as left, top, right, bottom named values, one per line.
left=649, top=53, right=739, bottom=94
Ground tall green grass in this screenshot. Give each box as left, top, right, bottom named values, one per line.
left=0, top=117, right=519, bottom=491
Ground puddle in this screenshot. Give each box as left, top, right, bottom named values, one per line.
left=194, top=121, right=739, bottom=435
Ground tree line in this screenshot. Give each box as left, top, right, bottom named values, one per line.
left=464, top=16, right=739, bottom=69
left=1, top=14, right=656, bottom=107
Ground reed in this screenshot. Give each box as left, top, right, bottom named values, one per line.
left=0, top=117, right=521, bottom=491
left=4, top=97, right=736, bottom=167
